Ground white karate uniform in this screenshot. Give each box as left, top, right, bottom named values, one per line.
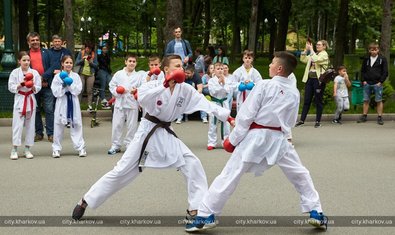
left=232, top=65, right=262, bottom=111
left=8, top=68, right=41, bottom=146
left=141, top=70, right=165, bottom=116
left=51, top=72, right=85, bottom=152
left=207, top=75, right=231, bottom=147
left=198, top=76, right=323, bottom=217
left=287, top=73, right=297, bottom=140
left=83, top=80, right=230, bottom=210
left=109, top=69, right=145, bottom=149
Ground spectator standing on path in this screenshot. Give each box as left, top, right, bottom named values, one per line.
left=27, top=32, right=53, bottom=143
left=357, top=42, right=388, bottom=125
left=332, top=66, right=351, bottom=124
left=194, top=48, right=205, bottom=76
left=8, top=51, right=41, bottom=160
left=96, top=46, right=112, bottom=108
left=295, top=40, right=329, bottom=128
left=75, top=42, right=99, bottom=112
left=164, top=27, right=193, bottom=67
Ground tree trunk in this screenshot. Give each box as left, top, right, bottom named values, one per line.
left=333, top=0, right=349, bottom=68
left=32, top=0, right=39, bottom=32
left=203, top=0, right=211, bottom=50
left=165, top=0, right=183, bottom=44
left=268, top=16, right=277, bottom=59
left=231, top=0, right=241, bottom=61
left=152, top=0, right=164, bottom=55
left=274, top=0, right=291, bottom=52
left=17, top=0, right=28, bottom=51
left=247, top=0, right=258, bottom=53
left=63, top=0, right=74, bottom=57
left=380, top=0, right=392, bottom=78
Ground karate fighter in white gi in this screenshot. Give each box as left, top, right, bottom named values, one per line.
left=51, top=55, right=87, bottom=158
left=72, top=54, right=234, bottom=220
left=107, top=54, right=145, bottom=155
left=207, top=62, right=231, bottom=150
left=232, top=50, right=262, bottom=112
left=186, top=51, right=328, bottom=232
left=8, top=51, right=41, bottom=160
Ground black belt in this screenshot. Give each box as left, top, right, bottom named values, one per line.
left=138, top=113, right=178, bottom=172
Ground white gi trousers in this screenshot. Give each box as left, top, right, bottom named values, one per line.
left=207, top=112, right=230, bottom=147
left=52, top=123, right=85, bottom=151
left=198, top=146, right=323, bottom=216
left=84, top=140, right=208, bottom=210
left=12, top=110, right=36, bottom=147
left=111, top=108, right=139, bottom=149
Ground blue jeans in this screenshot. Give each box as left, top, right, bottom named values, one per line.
left=96, top=69, right=112, bottom=100
left=363, top=83, right=383, bottom=102
left=35, top=87, right=55, bottom=137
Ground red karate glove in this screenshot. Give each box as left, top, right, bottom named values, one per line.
left=25, top=80, right=34, bottom=88
left=24, top=73, right=34, bottom=81
left=148, top=67, right=161, bottom=76
left=227, top=116, right=235, bottom=127
left=165, top=70, right=186, bottom=84
left=133, top=89, right=138, bottom=100
left=116, top=86, right=125, bottom=94
left=108, top=97, right=116, bottom=106
left=223, top=138, right=235, bottom=153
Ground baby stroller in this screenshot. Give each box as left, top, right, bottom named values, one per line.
left=90, top=87, right=102, bottom=128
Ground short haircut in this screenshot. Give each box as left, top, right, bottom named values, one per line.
left=18, top=51, right=29, bottom=60
left=52, top=34, right=62, bottom=40
left=185, top=64, right=195, bottom=72
left=337, top=65, right=347, bottom=72
left=369, top=42, right=379, bottom=49
left=243, top=49, right=254, bottom=58
left=26, top=32, right=40, bottom=41
left=161, top=54, right=182, bottom=70
left=125, top=53, right=137, bottom=61
left=273, top=51, right=297, bottom=76
left=213, top=62, right=223, bottom=68
left=148, top=54, right=161, bottom=62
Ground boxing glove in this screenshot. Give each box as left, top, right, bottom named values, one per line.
left=116, top=86, right=125, bottom=94
left=246, top=82, right=255, bottom=90
left=165, top=70, right=185, bottom=84
left=108, top=97, right=116, bottom=105
left=59, top=71, right=68, bottom=80
left=223, top=138, right=235, bottom=153
left=24, top=73, right=34, bottom=81
left=238, top=82, right=247, bottom=91
left=63, top=77, right=73, bottom=86
left=25, top=80, right=34, bottom=88
left=148, top=67, right=161, bottom=76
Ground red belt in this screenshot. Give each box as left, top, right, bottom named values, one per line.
left=18, top=90, right=34, bottom=119
left=249, top=122, right=282, bottom=131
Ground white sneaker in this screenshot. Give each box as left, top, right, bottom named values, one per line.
left=10, top=150, right=18, bottom=160
left=101, top=98, right=108, bottom=105
left=79, top=148, right=87, bottom=157
left=176, top=119, right=182, bottom=124
left=87, top=105, right=93, bottom=112
left=52, top=150, right=60, bottom=158
left=24, top=150, right=34, bottom=159
left=202, top=117, right=208, bottom=123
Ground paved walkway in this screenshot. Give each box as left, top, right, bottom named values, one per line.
left=0, top=117, right=394, bottom=235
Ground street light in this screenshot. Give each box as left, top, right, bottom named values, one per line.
left=80, top=16, right=92, bottom=42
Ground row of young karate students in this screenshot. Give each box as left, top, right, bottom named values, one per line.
left=71, top=52, right=328, bottom=232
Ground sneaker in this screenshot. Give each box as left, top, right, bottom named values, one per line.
left=24, top=150, right=34, bottom=159
left=314, top=122, right=321, bottom=128
left=79, top=148, right=87, bottom=157
left=308, top=210, right=328, bottom=230
left=10, top=150, right=18, bottom=160
left=108, top=147, right=121, bottom=155
left=332, top=119, right=342, bottom=124
left=48, top=135, right=53, bottom=142
left=377, top=116, right=384, bottom=125
left=185, top=214, right=216, bottom=232
left=101, top=98, right=108, bottom=105
left=357, top=115, right=367, bottom=123
left=295, top=121, right=304, bottom=127
left=202, top=117, right=208, bottom=123
left=34, top=134, right=43, bottom=142
left=52, top=150, right=60, bottom=158
left=207, top=146, right=215, bottom=151
left=175, top=119, right=182, bottom=124
left=102, top=103, right=111, bottom=110
left=72, top=199, right=88, bottom=220
left=87, top=105, right=93, bottom=112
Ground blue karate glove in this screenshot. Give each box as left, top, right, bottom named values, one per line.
left=238, top=82, right=247, bottom=92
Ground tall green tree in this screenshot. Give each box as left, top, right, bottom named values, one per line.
left=333, top=0, right=349, bottom=68
left=380, top=0, right=392, bottom=75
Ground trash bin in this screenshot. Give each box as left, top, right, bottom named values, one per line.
left=351, top=80, right=363, bottom=105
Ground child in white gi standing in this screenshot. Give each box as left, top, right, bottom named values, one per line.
left=186, top=52, right=328, bottom=232
left=332, top=65, right=351, bottom=124
left=207, top=62, right=231, bottom=150
left=144, top=55, right=165, bottom=83
left=51, top=55, right=87, bottom=158
left=107, top=54, right=144, bottom=155
left=8, top=51, right=41, bottom=160
left=72, top=54, right=234, bottom=221
left=232, top=49, right=262, bottom=112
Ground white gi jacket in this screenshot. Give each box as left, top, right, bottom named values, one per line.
left=208, top=75, right=231, bottom=110
left=136, top=81, right=230, bottom=168
left=109, top=69, right=144, bottom=110
left=143, top=70, right=165, bottom=83
left=232, top=65, right=262, bottom=109
left=8, top=68, right=41, bottom=114
left=229, top=76, right=299, bottom=166
left=51, top=71, right=83, bottom=125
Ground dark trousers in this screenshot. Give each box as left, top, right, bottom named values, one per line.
left=300, top=78, right=326, bottom=122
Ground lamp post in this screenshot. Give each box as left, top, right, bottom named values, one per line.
left=80, top=16, right=92, bottom=42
